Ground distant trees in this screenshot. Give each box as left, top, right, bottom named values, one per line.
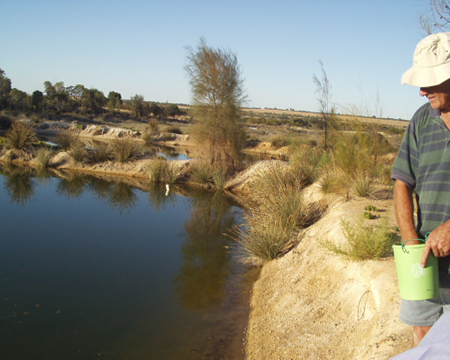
left=0, top=66, right=183, bottom=121
left=185, top=38, right=246, bottom=168
left=107, top=91, right=122, bottom=112
left=81, top=88, right=106, bottom=114
left=130, top=94, right=146, bottom=118
left=0, top=69, right=12, bottom=110
left=9, top=88, right=30, bottom=112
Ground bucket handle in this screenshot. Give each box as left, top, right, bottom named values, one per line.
left=401, top=232, right=431, bottom=253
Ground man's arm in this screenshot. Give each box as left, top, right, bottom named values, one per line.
left=394, top=179, right=419, bottom=242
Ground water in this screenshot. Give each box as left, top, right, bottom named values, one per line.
left=0, top=166, right=256, bottom=360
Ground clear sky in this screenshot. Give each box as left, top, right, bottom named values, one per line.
left=0, top=0, right=436, bottom=120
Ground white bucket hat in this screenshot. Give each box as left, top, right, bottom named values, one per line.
left=402, top=32, right=450, bottom=87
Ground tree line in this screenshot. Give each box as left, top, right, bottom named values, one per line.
left=0, top=69, right=184, bottom=119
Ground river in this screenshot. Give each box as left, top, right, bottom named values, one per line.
left=0, top=165, right=257, bottom=360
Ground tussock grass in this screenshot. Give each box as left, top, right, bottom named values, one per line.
left=148, top=158, right=178, bottom=184
left=69, top=142, right=88, bottom=163
left=321, top=218, right=397, bottom=260
left=35, top=148, right=53, bottom=169
left=352, top=173, right=376, bottom=198
left=232, top=163, right=328, bottom=263
left=5, top=120, right=37, bottom=150
left=57, top=131, right=80, bottom=149
left=91, top=142, right=112, bottom=163
left=110, top=138, right=141, bottom=163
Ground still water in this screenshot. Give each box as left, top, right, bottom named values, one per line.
left=0, top=166, right=256, bottom=360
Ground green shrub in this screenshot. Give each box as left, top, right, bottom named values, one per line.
left=5, top=120, right=37, bottom=150
left=321, top=218, right=397, bottom=260
left=363, top=211, right=377, bottom=219
left=364, top=205, right=379, bottom=212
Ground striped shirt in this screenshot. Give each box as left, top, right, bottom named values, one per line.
left=392, top=102, right=450, bottom=236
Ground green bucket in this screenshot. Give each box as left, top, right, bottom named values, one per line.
left=392, top=241, right=439, bottom=300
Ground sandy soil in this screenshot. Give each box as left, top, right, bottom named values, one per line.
left=2, top=121, right=413, bottom=359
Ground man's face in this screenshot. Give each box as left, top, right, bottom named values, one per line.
left=420, top=78, right=450, bottom=111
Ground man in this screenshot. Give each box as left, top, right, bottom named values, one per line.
left=392, top=32, right=450, bottom=347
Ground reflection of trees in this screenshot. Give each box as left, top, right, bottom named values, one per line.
left=108, top=182, right=138, bottom=213
left=3, top=167, right=35, bottom=205
left=88, top=177, right=138, bottom=213
left=174, top=191, right=239, bottom=311
left=56, top=174, right=89, bottom=199
left=147, top=183, right=177, bottom=211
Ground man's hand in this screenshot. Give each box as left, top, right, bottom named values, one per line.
left=421, top=221, right=450, bottom=267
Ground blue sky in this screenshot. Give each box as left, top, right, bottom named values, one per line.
left=0, top=0, right=436, bottom=119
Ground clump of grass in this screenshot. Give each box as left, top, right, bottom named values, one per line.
left=352, top=173, right=376, bottom=198
left=289, top=145, right=324, bottom=186
left=211, top=167, right=228, bottom=191
left=364, top=205, right=379, bottom=212
left=148, top=158, right=178, bottom=184
left=110, top=138, right=141, bottom=163
left=321, top=218, right=397, bottom=260
left=57, top=131, right=80, bottom=149
left=232, top=163, right=327, bottom=263
left=91, top=142, right=112, bottom=163
left=148, top=118, right=158, bottom=133
left=69, top=142, right=88, bottom=163
left=232, top=212, right=297, bottom=264
left=5, top=120, right=37, bottom=150
left=35, top=148, right=53, bottom=169
left=190, top=160, right=214, bottom=186
left=270, top=134, right=287, bottom=148
left=363, top=211, right=377, bottom=220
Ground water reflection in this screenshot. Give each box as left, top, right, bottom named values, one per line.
left=56, top=172, right=89, bottom=199
left=147, top=182, right=178, bottom=211
left=1, top=165, right=35, bottom=205
left=0, top=166, right=252, bottom=359
left=175, top=191, right=239, bottom=311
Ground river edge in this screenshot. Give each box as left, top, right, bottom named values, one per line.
left=1, top=125, right=413, bottom=359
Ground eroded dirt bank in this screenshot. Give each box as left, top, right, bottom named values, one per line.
left=244, top=186, right=411, bottom=360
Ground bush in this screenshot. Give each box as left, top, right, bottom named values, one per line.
left=35, top=148, right=53, bottom=169
left=352, top=173, right=376, bottom=198
left=110, top=138, right=141, bottom=163
left=91, top=142, right=112, bottom=163
left=0, top=113, right=12, bottom=130
left=5, top=120, right=37, bottom=150
left=190, top=160, right=214, bottom=186
left=57, top=131, right=80, bottom=149
left=148, top=158, right=178, bottom=184
left=148, top=118, right=158, bottom=133
left=232, top=212, right=297, bottom=264
left=69, top=142, right=88, bottom=163
left=321, top=218, right=397, bottom=260
left=270, top=134, right=287, bottom=148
